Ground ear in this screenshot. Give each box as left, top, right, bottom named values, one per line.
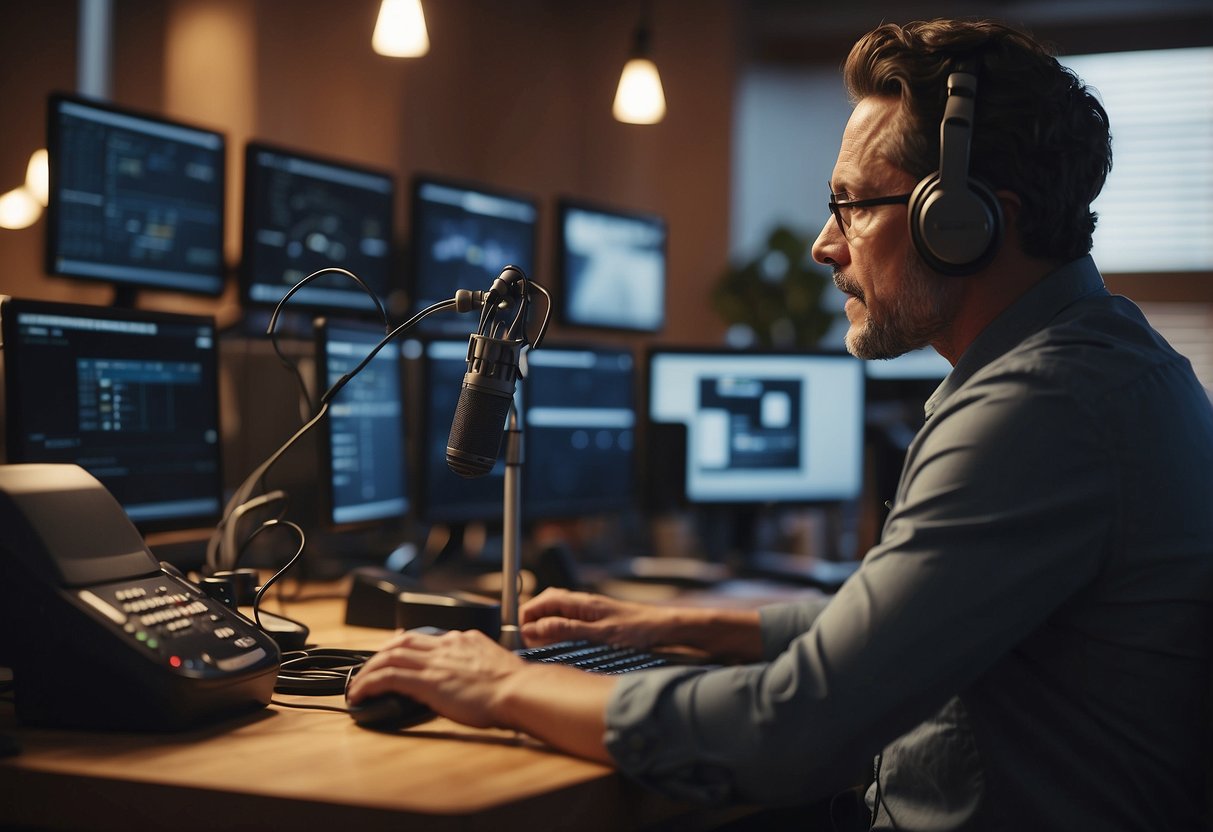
left=994, top=190, right=1026, bottom=251
left=996, top=190, right=1023, bottom=226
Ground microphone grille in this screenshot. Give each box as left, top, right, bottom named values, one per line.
left=446, top=385, right=512, bottom=478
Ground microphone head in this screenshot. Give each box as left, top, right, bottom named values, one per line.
left=445, top=334, right=523, bottom=478
left=446, top=384, right=512, bottom=477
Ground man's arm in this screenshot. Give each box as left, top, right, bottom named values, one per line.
left=595, top=374, right=1116, bottom=804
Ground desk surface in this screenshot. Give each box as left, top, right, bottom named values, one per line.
left=0, top=583, right=768, bottom=832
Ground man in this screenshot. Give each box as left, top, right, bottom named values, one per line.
left=348, top=19, right=1213, bottom=829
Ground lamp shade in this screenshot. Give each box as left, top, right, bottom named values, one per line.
left=372, top=0, right=429, bottom=58
left=613, top=57, right=666, bottom=124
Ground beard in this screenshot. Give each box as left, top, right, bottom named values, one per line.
left=835, top=251, right=961, bottom=360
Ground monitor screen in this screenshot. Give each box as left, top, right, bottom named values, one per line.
left=0, top=298, right=223, bottom=531
left=315, top=318, right=408, bottom=528
left=556, top=200, right=667, bottom=333
left=409, top=177, right=538, bottom=334
left=45, top=93, right=226, bottom=297
left=647, top=350, right=865, bottom=504
left=523, top=345, right=636, bottom=519
left=416, top=339, right=511, bottom=523
left=242, top=142, right=395, bottom=313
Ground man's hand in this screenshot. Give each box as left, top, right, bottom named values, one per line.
left=346, top=627, right=527, bottom=728
left=347, top=622, right=618, bottom=763
left=522, top=587, right=765, bottom=663
left=520, top=587, right=669, bottom=649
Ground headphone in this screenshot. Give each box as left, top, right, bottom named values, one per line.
left=907, top=58, right=1004, bottom=275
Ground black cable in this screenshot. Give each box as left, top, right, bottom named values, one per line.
left=265, top=266, right=389, bottom=413
left=270, top=699, right=351, bottom=714
left=210, top=404, right=329, bottom=574
left=241, top=519, right=306, bottom=632
left=210, top=297, right=460, bottom=575
left=318, top=298, right=458, bottom=406
left=271, top=327, right=317, bottom=415
left=274, top=648, right=373, bottom=695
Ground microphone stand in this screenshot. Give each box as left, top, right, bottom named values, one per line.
left=499, top=402, right=524, bottom=649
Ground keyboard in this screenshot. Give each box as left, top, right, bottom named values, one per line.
left=515, top=639, right=670, bottom=674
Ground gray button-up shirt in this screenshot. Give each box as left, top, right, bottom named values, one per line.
left=604, top=256, right=1213, bottom=830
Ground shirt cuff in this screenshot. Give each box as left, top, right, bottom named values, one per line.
left=604, top=665, right=735, bottom=803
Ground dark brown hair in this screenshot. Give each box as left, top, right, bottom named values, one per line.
left=845, top=20, right=1112, bottom=262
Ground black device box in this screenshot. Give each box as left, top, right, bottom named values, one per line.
left=0, top=464, right=280, bottom=731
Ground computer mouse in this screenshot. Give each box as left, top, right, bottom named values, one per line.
left=346, top=692, right=434, bottom=731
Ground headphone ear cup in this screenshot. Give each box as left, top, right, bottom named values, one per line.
left=908, top=172, right=1003, bottom=276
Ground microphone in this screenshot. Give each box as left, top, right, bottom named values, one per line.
left=446, top=333, right=524, bottom=478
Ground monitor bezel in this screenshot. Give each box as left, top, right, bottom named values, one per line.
left=240, top=140, right=398, bottom=316
left=407, top=174, right=540, bottom=331
left=44, top=92, right=228, bottom=298
left=312, top=316, right=409, bottom=532
left=0, top=296, right=225, bottom=534
left=643, top=346, right=866, bottom=508
left=554, top=197, right=668, bottom=334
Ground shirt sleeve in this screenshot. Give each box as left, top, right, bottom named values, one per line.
left=759, top=597, right=831, bottom=658
left=602, top=368, right=1116, bottom=805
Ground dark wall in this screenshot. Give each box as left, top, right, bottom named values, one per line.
left=0, top=0, right=738, bottom=346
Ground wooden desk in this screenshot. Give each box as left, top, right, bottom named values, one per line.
left=0, top=589, right=759, bottom=831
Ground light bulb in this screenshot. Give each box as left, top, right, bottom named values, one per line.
left=613, top=57, right=666, bottom=124
left=372, top=0, right=430, bottom=58
left=0, top=186, right=42, bottom=230
left=26, top=148, right=49, bottom=207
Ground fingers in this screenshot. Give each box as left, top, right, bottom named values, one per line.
left=347, top=628, right=449, bottom=702
left=520, top=587, right=605, bottom=626
left=520, top=615, right=595, bottom=646
left=347, top=628, right=514, bottom=704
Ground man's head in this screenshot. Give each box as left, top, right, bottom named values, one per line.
left=814, top=19, right=1112, bottom=361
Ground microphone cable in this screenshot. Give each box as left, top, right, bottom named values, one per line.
left=272, top=647, right=374, bottom=697
left=209, top=268, right=461, bottom=574
left=267, top=266, right=389, bottom=415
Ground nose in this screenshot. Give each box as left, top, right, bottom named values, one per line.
left=811, top=216, right=847, bottom=268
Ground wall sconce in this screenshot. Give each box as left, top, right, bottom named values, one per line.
left=0, top=148, right=49, bottom=230
left=372, top=0, right=430, bottom=58
left=613, top=10, right=666, bottom=125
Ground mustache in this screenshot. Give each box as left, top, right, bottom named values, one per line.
left=832, top=269, right=864, bottom=302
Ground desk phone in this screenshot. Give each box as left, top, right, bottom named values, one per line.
left=0, top=464, right=280, bottom=731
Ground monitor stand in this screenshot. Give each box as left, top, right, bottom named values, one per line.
left=414, top=522, right=503, bottom=593
left=111, top=285, right=139, bottom=309
left=733, top=504, right=860, bottom=592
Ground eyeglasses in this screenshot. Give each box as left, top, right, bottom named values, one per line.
left=828, top=184, right=912, bottom=237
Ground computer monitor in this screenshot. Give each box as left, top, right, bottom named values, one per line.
left=45, top=93, right=226, bottom=298
left=0, top=297, right=223, bottom=532
left=415, top=339, right=511, bottom=523
left=523, top=345, right=636, bottom=519
left=647, top=349, right=865, bottom=505
left=315, top=318, right=409, bottom=528
left=242, top=142, right=396, bottom=313
left=555, top=199, right=666, bottom=333
left=408, top=177, right=538, bottom=334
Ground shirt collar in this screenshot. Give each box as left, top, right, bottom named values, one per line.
left=923, top=255, right=1108, bottom=420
